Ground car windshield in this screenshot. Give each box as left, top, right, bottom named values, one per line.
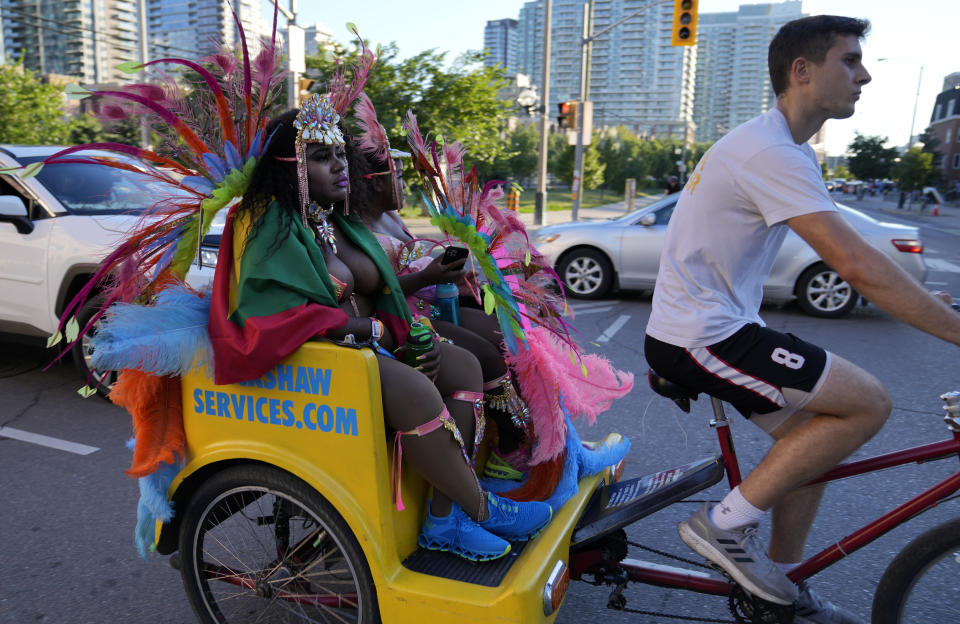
left=18, top=155, right=187, bottom=215
left=618, top=194, right=679, bottom=222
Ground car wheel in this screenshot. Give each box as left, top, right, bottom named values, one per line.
left=795, top=264, right=858, bottom=318
left=70, top=296, right=117, bottom=398
left=558, top=248, right=613, bottom=299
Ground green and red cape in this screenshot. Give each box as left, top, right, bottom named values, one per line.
left=209, top=200, right=412, bottom=384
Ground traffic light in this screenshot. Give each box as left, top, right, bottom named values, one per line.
left=557, top=101, right=579, bottom=130
left=671, top=0, right=698, bottom=47
left=298, top=77, right=316, bottom=99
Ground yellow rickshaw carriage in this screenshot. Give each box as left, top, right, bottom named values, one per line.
left=155, top=340, right=621, bottom=623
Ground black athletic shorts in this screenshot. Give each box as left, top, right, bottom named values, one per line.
left=645, top=323, right=831, bottom=423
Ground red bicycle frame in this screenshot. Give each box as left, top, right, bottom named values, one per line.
left=604, top=396, right=960, bottom=596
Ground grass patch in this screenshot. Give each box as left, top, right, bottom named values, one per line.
left=398, top=187, right=654, bottom=218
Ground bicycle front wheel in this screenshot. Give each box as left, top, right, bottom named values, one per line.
left=178, top=464, right=380, bottom=623
left=871, top=517, right=960, bottom=623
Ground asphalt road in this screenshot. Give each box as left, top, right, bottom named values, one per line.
left=2, top=203, right=960, bottom=624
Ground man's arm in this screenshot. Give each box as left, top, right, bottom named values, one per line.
left=787, top=210, right=960, bottom=346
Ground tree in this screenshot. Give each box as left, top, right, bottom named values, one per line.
left=0, top=61, right=71, bottom=144
left=831, top=164, right=852, bottom=180
left=917, top=126, right=942, bottom=169
left=550, top=134, right=605, bottom=189
left=306, top=42, right=511, bottom=167
left=480, top=122, right=539, bottom=184
left=891, top=147, right=939, bottom=192
left=846, top=133, right=898, bottom=180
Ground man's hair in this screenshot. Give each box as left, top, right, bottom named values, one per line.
left=768, top=15, right=870, bottom=96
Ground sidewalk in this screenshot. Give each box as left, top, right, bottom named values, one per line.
left=404, top=195, right=662, bottom=238
left=836, top=192, right=960, bottom=229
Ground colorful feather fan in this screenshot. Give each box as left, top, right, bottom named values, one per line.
left=401, top=111, right=577, bottom=355
left=15, top=2, right=288, bottom=395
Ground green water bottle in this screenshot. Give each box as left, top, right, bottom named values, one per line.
left=405, top=322, right=434, bottom=367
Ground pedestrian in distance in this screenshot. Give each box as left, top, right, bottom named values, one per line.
left=664, top=175, right=683, bottom=195
left=644, top=14, right=960, bottom=624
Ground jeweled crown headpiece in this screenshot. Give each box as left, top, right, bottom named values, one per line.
left=290, top=30, right=378, bottom=226
left=293, top=93, right=345, bottom=226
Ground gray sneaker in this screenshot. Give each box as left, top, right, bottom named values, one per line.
left=677, top=503, right=798, bottom=605
left=794, top=582, right=865, bottom=624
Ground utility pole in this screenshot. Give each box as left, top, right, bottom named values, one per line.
left=571, top=1, right=592, bottom=220
left=572, top=0, right=673, bottom=219
left=137, top=0, right=150, bottom=148
left=277, top=1, right=303, bottom=109
left=534, top=0, right=552, bottom=227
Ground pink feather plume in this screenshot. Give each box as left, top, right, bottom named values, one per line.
left=506, top=327, right=634, bottom=464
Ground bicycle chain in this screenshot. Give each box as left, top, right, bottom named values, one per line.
left=627, top=539, right=715, bottom=570
left=616, top=540, right=741, bottom=623
left=618, top=606, right=738, bottom=623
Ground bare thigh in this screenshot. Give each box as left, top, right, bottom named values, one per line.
left=434, top=320, right=506, bottom=381
left=377, top=353, right=444, bottom=431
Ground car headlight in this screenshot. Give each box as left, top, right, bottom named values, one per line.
left=200, top=247, right=219, bottom=268
left=533, top=233, right=561, bottom=245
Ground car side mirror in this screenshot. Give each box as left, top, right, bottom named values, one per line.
left=639, top=214, right=656, bottom=226
left=0, top=195, right=34, bottom=234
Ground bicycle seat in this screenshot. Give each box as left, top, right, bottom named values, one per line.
left=647, top=369, right=699, bottom=413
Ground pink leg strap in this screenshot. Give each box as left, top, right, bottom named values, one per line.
left=392, top=406, right=458, bottom=512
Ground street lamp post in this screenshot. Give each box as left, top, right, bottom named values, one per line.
left=878, top=57, right=925, bottom=149
left=571, top=0, right=672, bottom=220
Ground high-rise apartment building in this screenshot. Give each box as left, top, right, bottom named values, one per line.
left=507, top=0, right=696, bottom=140
left=148, top=0, right=264, bottom=61
left=692, top=1, right=803, bottom=142
left=589, top=0, right=695, bottom=140
left=1, top=0, right=141, bottom=83
left=483, top=17, right=520, bottom=76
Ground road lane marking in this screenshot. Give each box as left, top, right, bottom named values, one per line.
left=925, top=259, right=960, bottom=273
left=0, top=426, right=99, bottom=455
left=596, top=315, right=631, bottom=343
left=573, top=306, right=614, bottom=315
left=571, top=300, right=619, bottom=311
left=926, top=281, right=948, bottom=286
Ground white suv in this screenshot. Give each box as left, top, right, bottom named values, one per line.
left=0, top=145, right=216, bottom=393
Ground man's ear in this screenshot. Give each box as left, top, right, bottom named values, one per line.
left=791, top=57, right=811, bottom=86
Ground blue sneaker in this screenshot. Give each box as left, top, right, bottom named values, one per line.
left=418, top=501, right=512, bottom=562
left=479, top=492, right=553, bottom=542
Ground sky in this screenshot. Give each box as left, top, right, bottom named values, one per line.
left=291, top=1, right=957, bottom=156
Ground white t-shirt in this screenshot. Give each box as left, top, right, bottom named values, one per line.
left=646, top=107, right=836, bottom=347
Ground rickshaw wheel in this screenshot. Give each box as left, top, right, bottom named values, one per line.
left=178, top=464, right=380, bottom=623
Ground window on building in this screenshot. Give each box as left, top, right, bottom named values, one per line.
left=935, top=104, right=942, bottom=119
left=954, top=153, right=960, bottom=169
left=948, top=100, right=956, bottom=117
left=948, top=129, right=953, bottom=144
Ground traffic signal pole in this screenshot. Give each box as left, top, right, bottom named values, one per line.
left=535, top=0, right=552, bottom=226
left=571, top=0, right=675, bottom=219
left=571, top=2, right=592, bottom=221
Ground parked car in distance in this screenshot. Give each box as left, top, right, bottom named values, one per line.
left=0, top=145, right=218, bottom=394
left=531, top=193, right=926, bottom=318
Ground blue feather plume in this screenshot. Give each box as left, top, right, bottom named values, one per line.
left=90, top=284, right=213, bottom=377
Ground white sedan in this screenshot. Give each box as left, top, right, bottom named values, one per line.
left=532, top=194, right=926, bottom=318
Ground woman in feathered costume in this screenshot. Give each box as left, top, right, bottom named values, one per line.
left=15, top=5, right=553, bottom=562
left=347, top=94, right=635, bottom=509
left=207, top=102, right=552, bottom=562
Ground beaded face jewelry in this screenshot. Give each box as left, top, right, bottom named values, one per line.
left=293, top=93, right=348, bottom=247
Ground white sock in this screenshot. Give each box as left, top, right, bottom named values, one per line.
left=775, top=561, right=800, bottom=574
left=709, top=486, right=765, bottom=530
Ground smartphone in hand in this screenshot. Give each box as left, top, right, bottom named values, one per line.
left=440, top=246, right=469, bottom=265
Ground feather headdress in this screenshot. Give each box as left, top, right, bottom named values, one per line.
left=6, top=2, right=289, bottom=395
left=401, top=111, right=575, bottom=354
